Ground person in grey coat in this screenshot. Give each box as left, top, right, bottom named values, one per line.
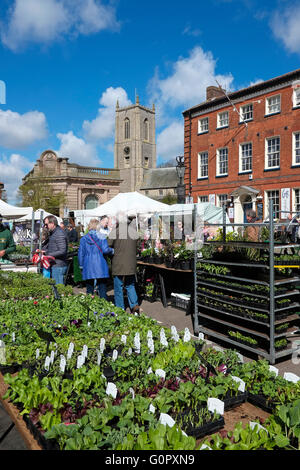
left=43, top=215, right=68, bottom=285
left=108, top=214, right=140, bottom=313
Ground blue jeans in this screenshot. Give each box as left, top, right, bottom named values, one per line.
left=86, top=278, right=107, bottom=300
left=114, top=275, right=138, bottom=310
left=51, top=266, right=67, bottom=285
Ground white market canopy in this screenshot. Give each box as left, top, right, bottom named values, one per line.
left=158, top=202, right=231, bottom=225
left=75, top=192, right=170, bottom=220
left=15, top=208, right=62, bottom=225
left=0, top=199, right=33, bottom=219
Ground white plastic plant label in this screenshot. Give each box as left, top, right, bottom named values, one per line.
left=235, top=352, right=244, bottom=363
left=134, top=332, right=140, bottom=354
left=35, top=348, right=40, bottom=359
left=121, top=335, right=127, bottom=344
left=77, top=354, right=85, bottom=369
left=67, top=342, right=74, bottom=360
left=183, top=327, right=191, bottom=343
left=207, top=398, right=224, bottom=415
left=171, top=325, right=179, bottom=342
left=82, top=345, right=88, bottom=359
left=147, top=367, right=153, bottom=375
left=283, top=372, right=300, bottom=383
left=0, top=340, right=6, bottom=364
left=12, top=332, right=15, bottom=342
left=200, top=444, right=212, bottom=450
left=155, top=369, right=166, bottom=379
left=159, top=413, right=175, bottom=428
left=128, top=347, right=132, bottom=355
left=160, top=329, right=168, bottom=346
left=44, top=356, right=50, bottom=371
left=149, top=404, right=155, bottom=414
left=148, top=337, right=154, bottom=354
left=100, top=338, right=105, bottom=354
left=269, top=365, right=279, bottom=376
left=106, top=382, right=118, bottom=399
left=50, top=350, right=55, bottom=364
left=112, top=349, right=118, bottom=362
left=249, top=422, right=268, bottom=433
left=147, top=330, right=153, bottom=339
left=198, top=333, right=205, bottom=341
left=129, top=387, right=135, bottom=399
left=231, top=376, right=246, bottom=392
left=97, top=350, right=102, bottom=366
left=60, top=355, right=66, bottom=373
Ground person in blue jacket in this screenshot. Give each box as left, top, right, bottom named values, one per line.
left=78, top=218, right=114, bottom=299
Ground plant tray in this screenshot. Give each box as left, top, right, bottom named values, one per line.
left=173, top=410, right=224, bottom=439
left=171, top=294, right=191, bottom=310
left=247, top=393, right=275, bottom=413
left=0, top=363, right=22, bottom=375
left=23, top=414, right=60, bottom=450
left=223, top=391, right=248, bottom=410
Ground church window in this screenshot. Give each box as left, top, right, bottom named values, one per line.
left=124, top=118, right=130, bottom=139
left=84, top=194, right=98, bottom=210
left=144, top=119, right=149, bottom=141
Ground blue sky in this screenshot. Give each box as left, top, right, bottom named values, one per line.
left=1, top=0, right=300, bottom=203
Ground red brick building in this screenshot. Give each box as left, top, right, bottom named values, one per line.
left=183, top=69, right=300, bottom=223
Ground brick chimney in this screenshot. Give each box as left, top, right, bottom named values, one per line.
left=206, top=85, right=226, bottom=101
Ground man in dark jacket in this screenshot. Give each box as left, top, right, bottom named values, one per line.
left=43, top=215, right=68, bottom=285
left=0, top=214, right=16, bottom=260
left=108, top=215, right=140, bottom=313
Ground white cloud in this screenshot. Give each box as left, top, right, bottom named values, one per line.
left=56, top=130, right=100, bottom=166
left=83, top=86, right=131, bottom=141
left=157, top=121, right=183, bottom=161
left=0, top=153, right=33, bottom=203
left=270, top=5, right=300, bottom=54
left=1, top=0, right=119, bottom=51
left=148, top=46, right=234, bottom=112
left=0, top=109, right=48, bottom=149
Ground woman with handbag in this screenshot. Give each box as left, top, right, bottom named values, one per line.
left=78, top=219, right=114, bottom=299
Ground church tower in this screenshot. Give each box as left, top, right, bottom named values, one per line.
left=114, top=96, right=156, bottom=192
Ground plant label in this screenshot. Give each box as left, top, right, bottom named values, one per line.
left=82, top=345, right=88, bottom=359
left=106, top=382, right=117, bottom=399
left=12, top=332, right=15, bottom=342
left=200, top=444, right=212, bottom=450
left=60, top=355, right=66, bottom=373
left=249, top=422, right=268, bottom=434
left=44, top=356, right=50, bottom=371
left=77, top=354, right=85, bottom=369
left=67, top=342, right=74, bottom=360
left=283, top=372, right=299, bottom=383
left=269, top=365, right=279, bottom=376
left=129, top=387, right=135, bottom=399
left=97, top=350, right=102, bottom=366
left=155, top=369, right=166, bottom=379
left=35, top=348, right=40, bottom=359
left=128, top=347, right=132, bottom=355
left=100, top=338, right=105, bottom=353
left=183, top=327, right=191, bottom=342
left=149, top=404, right=155, bottom=414
left=147, top=330, right=153, bottom=339
left=207, top=398, right=224, bottom=415
left=231, top=376, right=246, bottom=392
left=112, top=349, right=118, bottom=361
left=235, top=352, right=244, bottom=363
left=121, top=335, right=127, bottom=344
left=148, top=338, right=154, bottom=354
left=0, top=340, right=6, bottom=364
left=50, top=350, right=55, bottom=364
left=147, top=367, right=153, bottom=375
left=198, top=333, right=205, bottom=341
left=159, top=413, right=175, bottom=428
left=213, top=345, right=223, bottom=352
left=134, top=332, right=140, bottom=354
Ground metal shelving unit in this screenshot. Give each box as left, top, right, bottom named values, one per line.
left=193, top=201, right=300, bottom=364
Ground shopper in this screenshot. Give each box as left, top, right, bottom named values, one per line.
left=67, top=224, right=78, bottom=243
left=98, top=215, right=110, bottom=237
left=244, top=209, right=262, bottom=242
left=78, top=218, right=114, bottom=299
left=43, top=215, right=68, bottom=285
left=0, top=214, right=16, bottom=260
left=108, top=214, right=141, bottom=313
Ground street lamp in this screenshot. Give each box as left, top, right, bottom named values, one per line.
left=176, top=156, right=185, bottom=204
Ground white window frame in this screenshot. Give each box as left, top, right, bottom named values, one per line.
left=265, top=190, right=280, bottom=219
left=198, top=117, right=209, bottom=134
left=240, top=103, right=253, bottom=122
left=216, top=147, right=228, bottom=176
left=217, top=194, right=228, bottom=207
left=265, top=136, right=280, bottom=169
left=198, top=195, right=208, bottom=203
left=293, top=188, right=300, bottom=213
left=217, top=111, right=229, bottom=128
left=239, top=142, right=253, bottom=173
left=265, top=94, right=281, bottom=115
left=198, top=151, right=208, bottom=179
left=293, top=131, right=300, bottom=166
left=292, top=83, right=300, bottom=108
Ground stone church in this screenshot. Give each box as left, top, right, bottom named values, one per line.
left=22, top=97, right=178, bottom=217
